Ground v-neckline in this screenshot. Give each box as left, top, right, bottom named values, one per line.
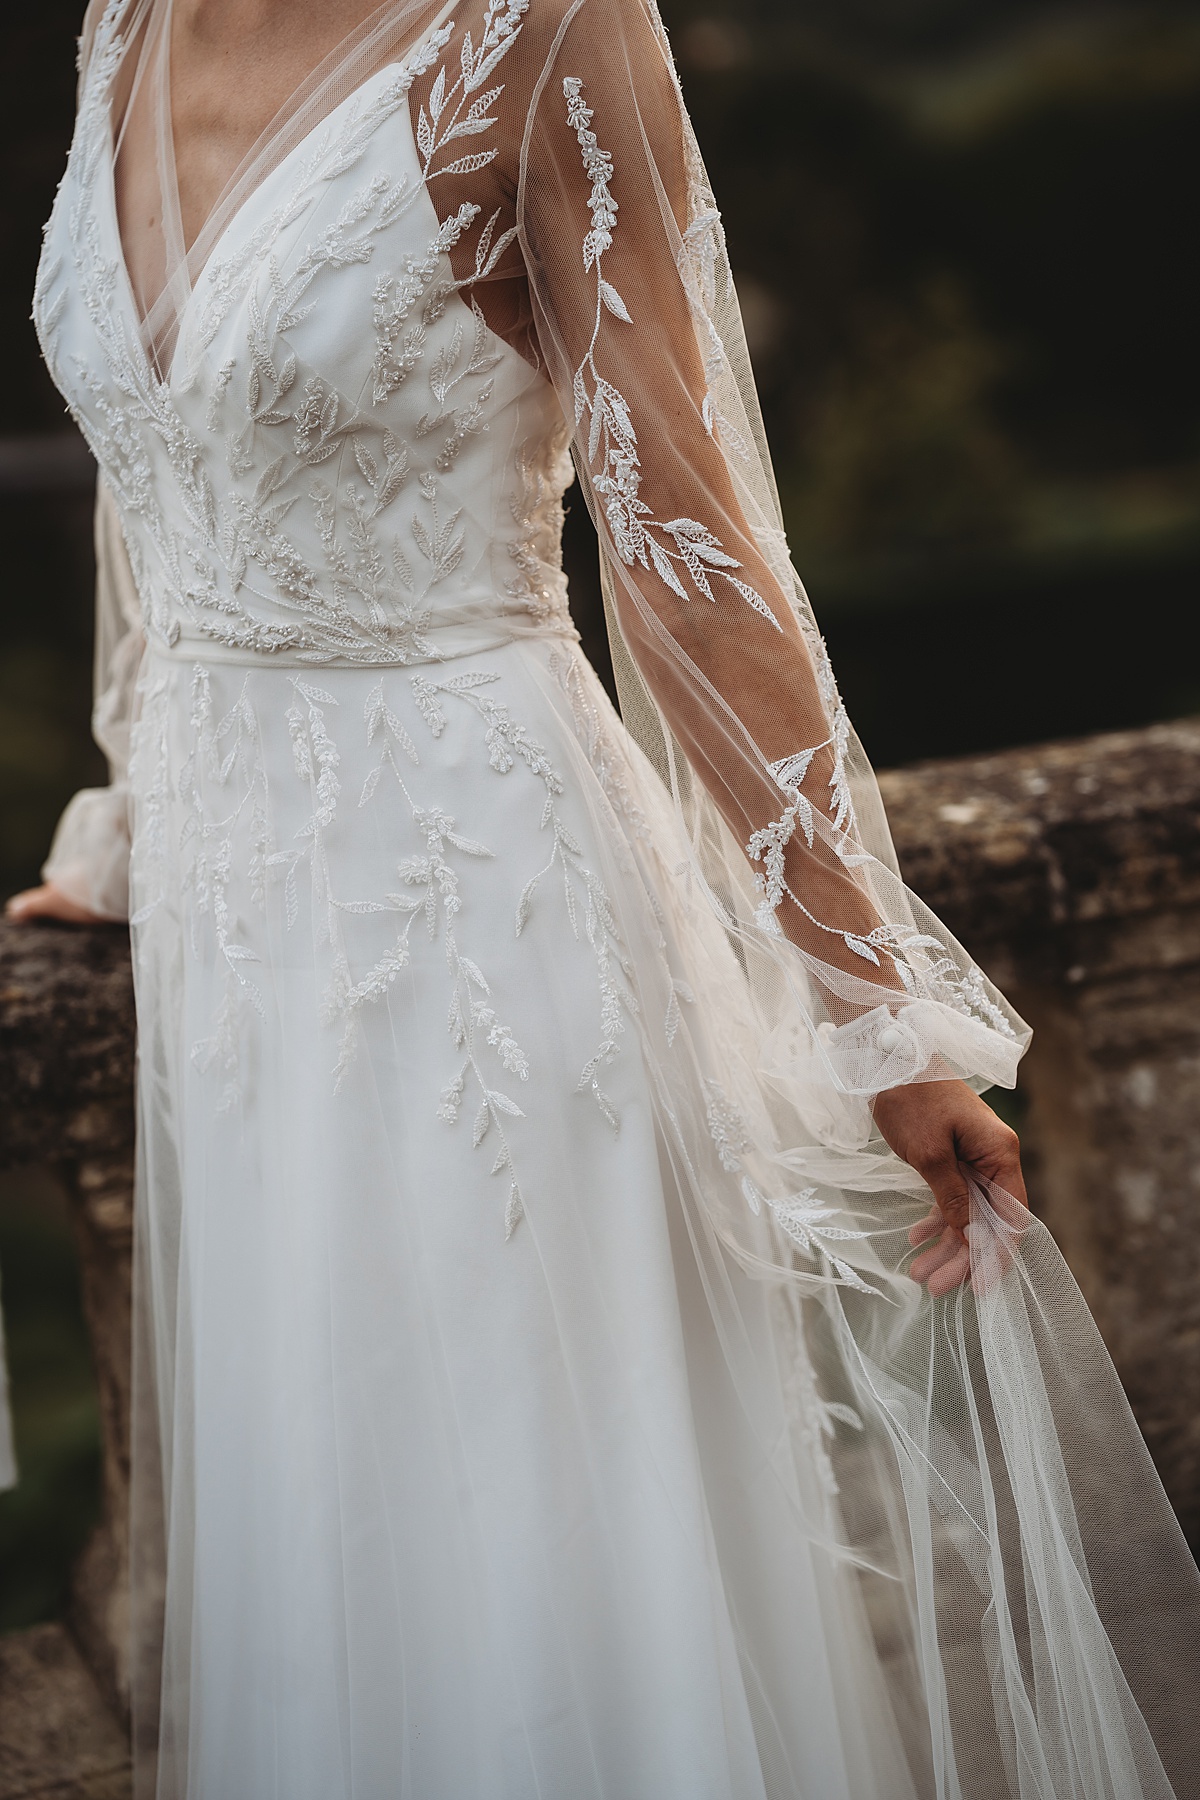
left=94, top=0, right=453, bottom=388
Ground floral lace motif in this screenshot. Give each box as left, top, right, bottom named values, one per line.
left=561, top=77, right=778, bottom=629
left=704, top=1081, right=878, bottom=1296
left=34, top=0, right=567, bottom=674
left=750, top=751, right=1017, bottom=1040
left=131, top=647, right=635, bottom=1236
left=410, top=667, right=632, bottom=1150
left=550, top=649, right=649, bottom=844
left=554, top=70, right=1013, bottom=1041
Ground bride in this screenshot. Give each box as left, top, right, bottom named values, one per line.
left=10, top=0, right=1199, bottom=1792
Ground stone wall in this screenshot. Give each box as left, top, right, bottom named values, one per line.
left=0, top=924, right=134, bottom=1732
left=879, top=716, right=1200, bottom=1545
left=1, top=715, right=1199, bottom=1787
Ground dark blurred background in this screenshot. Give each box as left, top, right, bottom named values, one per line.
left=2, top=0, right=1198, bottom=1629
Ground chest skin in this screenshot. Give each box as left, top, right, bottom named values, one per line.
left=114, top=0, right=390, bottom=309
left=112, top=0, right=529, bottom=355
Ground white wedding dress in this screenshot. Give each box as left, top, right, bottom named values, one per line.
left=29, top=0, right=1200, bottom=1795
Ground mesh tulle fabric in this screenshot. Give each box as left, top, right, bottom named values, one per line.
left=120, top=642, right=1200, bottom=1800
left=42, top=481, right=143, bottom=919
left=37, top=1, right=1200, bottom=1794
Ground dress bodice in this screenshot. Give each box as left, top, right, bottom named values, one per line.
left=35, top=15, right=576, bottom=669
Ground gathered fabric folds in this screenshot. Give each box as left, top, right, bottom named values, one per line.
left=29, top=0, right=1200, bottom=1793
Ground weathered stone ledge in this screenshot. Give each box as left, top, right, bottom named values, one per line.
left=0, top=1627, right=129, bottom=1799
left=880, top=717, right=1200, bottom=952
left=882, top=719, right=1200, bottom=1546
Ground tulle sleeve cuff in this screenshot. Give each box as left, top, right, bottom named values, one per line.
left=42, top=785, right=131, bottom=922
left=764, top=998, right=1026, bottom=1152
left=819, top=999, right=1023, bottom=1096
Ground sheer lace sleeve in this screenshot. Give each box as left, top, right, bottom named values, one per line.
left=42, top=478, right=143, bottom=921
left=517, top=0, right=1026, bottom=1103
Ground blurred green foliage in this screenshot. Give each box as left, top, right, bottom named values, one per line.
left=790, top=276, right=1024, bottom=555
left=0, top=494, right=104, bottom=905
left=0, top=1170, right=101, bottom=1630
left=664, top=0, right=1200, bottom=761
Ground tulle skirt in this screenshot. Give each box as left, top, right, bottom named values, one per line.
left=126, top=634, right=1200, bottom=1800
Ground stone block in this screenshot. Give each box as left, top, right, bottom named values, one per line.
left=0, top=1625, right=130, bottom=1800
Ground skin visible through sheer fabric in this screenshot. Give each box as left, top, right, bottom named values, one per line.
left=16, top=0, right=1200, bottom=1794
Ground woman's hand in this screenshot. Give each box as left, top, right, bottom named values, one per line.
left=871, top=1079, right=1027, bottom=1297
left=5, top=883, right=110, bottom=926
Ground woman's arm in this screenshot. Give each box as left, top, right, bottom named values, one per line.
left=7, top=480, right=143, bottom=927
left=516, top=0, right=1027, bottom=1277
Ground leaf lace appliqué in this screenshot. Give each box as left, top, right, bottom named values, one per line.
left=704, top=1081, right=879, bottom=1297
left=560, top=77, right=778, bottom=629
